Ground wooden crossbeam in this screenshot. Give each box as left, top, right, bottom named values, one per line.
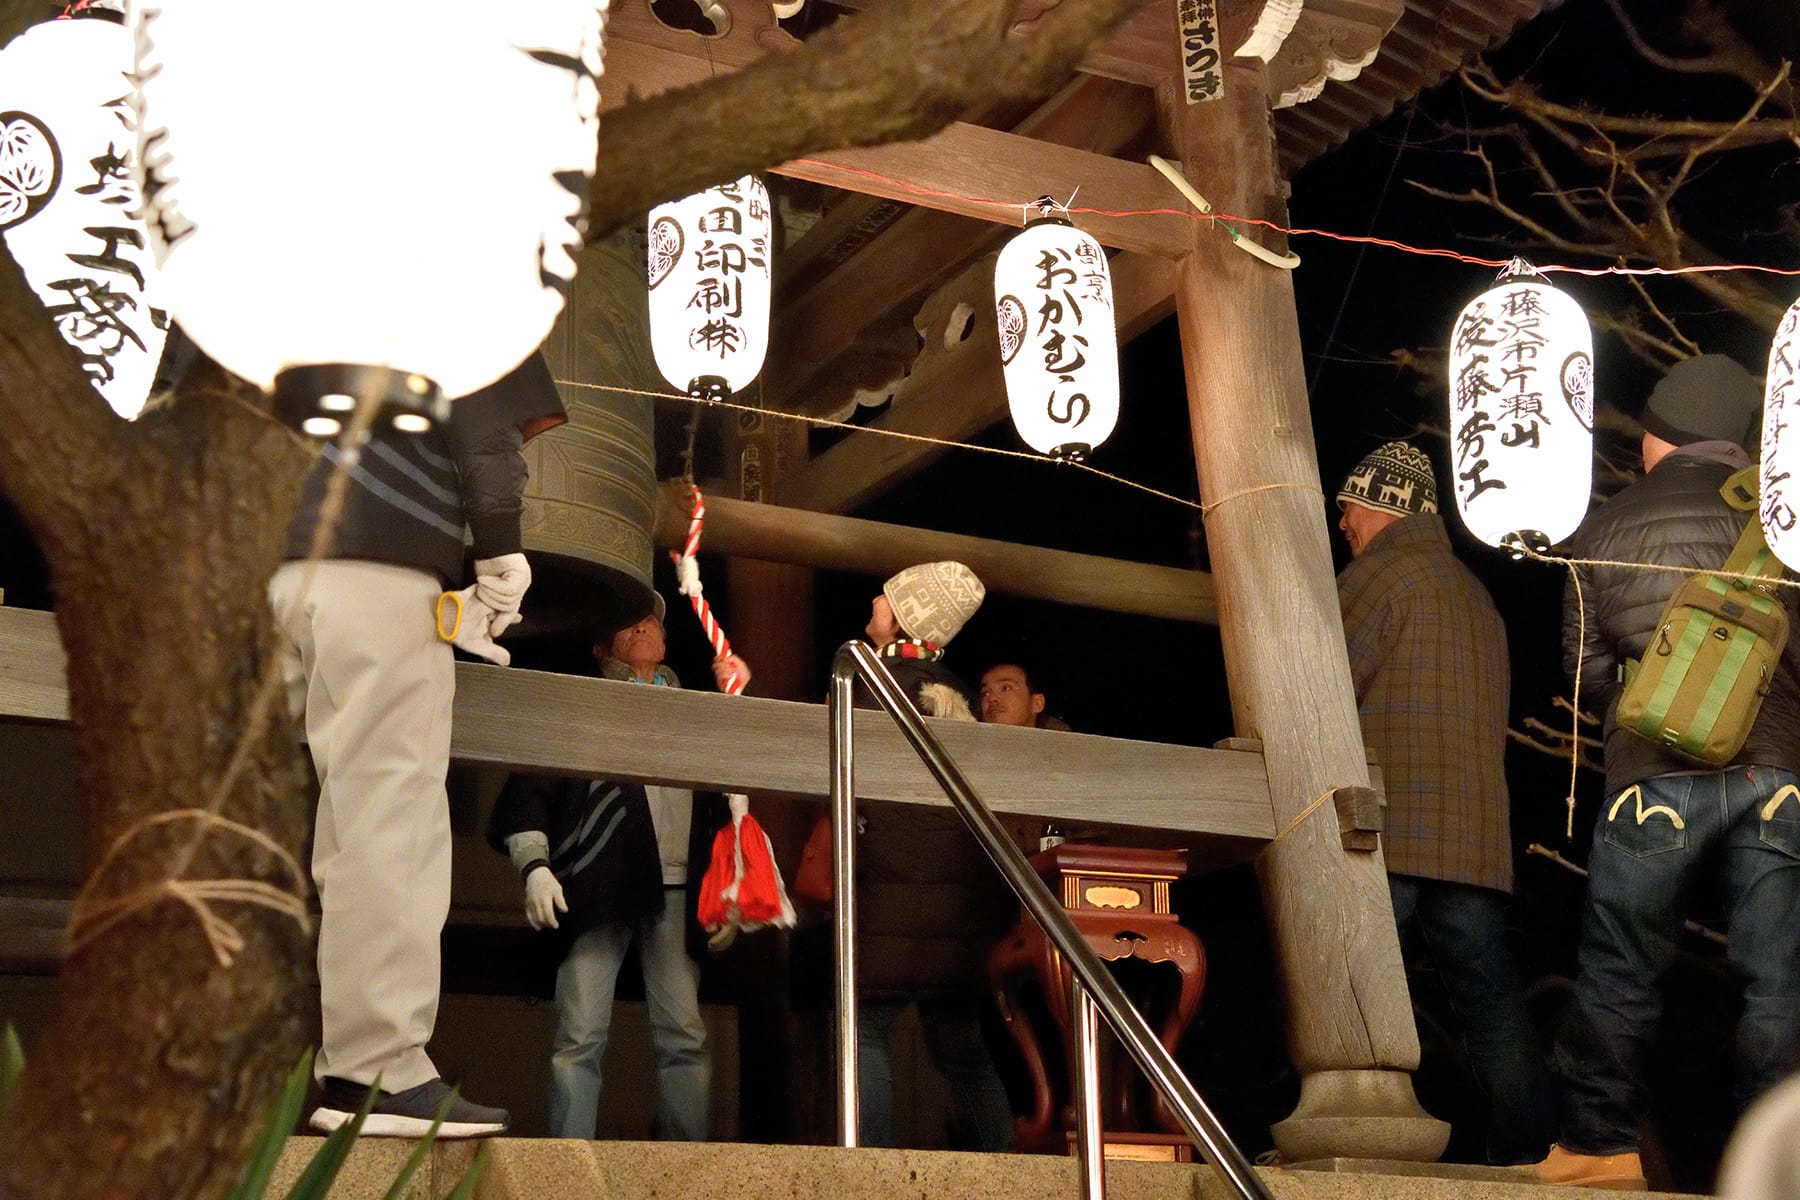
left=770, top=123, right=1190, bottom=257
left=0, top=606, right=1271, bottom=841
left=652, top=485, right=1217, bottom=624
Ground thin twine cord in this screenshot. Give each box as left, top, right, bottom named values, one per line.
left=66, top=810, right=312, bottom=966
left=1267, top=786, right=1336, bottom=847
left=1517, top=543, right=1800, bottom=839
left=558, top=377, right=1208, bottom=512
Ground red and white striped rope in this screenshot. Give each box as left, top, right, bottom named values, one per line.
left=670, top=487, right=744, bottom=695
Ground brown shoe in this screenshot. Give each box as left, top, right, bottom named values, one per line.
left=1534, top=1144, right=1648, bottom=1190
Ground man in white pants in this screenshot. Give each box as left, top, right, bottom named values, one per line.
left=270, top=352, right=564, bottom=1137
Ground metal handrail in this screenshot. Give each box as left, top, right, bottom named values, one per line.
left=828, top=641, right=1274, bottom=1200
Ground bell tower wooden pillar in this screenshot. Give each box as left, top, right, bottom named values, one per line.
left=1157, top=54, right=1448, bottom=1161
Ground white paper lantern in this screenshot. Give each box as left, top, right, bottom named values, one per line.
left=0, top=12, right=167, bottom=419
left=647, top=175, right=772, bottom=399
left=129, top=0, right=607, bottom=433
left=1762, top=295, right=1800, bottom=569
left=993, top=209, right=1118, bottom=459
left=1445, top=259, right=1594, bottom=553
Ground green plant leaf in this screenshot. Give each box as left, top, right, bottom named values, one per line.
left=280, top=1077, right=380, bottom=1200
left=229, top=1049, right=314, bottom=1200
left=441, top=1144, right=490, bottom=1200
left=377, top=1091, right=455, bottom=1200
left=0, top=1024, right=24, bottom=1112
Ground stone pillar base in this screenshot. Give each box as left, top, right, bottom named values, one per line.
left=1271, top=1070, right=1450, bottom=1163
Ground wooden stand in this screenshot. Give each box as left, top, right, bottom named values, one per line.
left=988, top=844, right=1205, bottom=1152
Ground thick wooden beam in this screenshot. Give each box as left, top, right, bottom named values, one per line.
left=1158, top=52, right=1443, bottom=1159
left=652, top=484, right=1216, bottom=624
left=777, top=248, right=1177, bottom=510
left=770, top=123, right=1190, bottom=257
left=0, top=606, right=1267, bottom=838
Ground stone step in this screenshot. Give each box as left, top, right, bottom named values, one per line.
left=270, top=1138, right=1703, bottom=1200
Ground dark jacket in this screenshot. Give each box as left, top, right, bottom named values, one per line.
left=285, top=352, right=566, bottom=585
left=1338, top=514, right=1514, bottom=893
left=1563, top=443, right=1800, bottom=793
left=856, top=655, right=1018, bottom=997
left=486, top=773, right=728, bottom=951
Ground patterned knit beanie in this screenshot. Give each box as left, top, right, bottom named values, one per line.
left=1641, top=354, right=1762, bottom=448
left=882, top=561, right=985, bottom=647
left=1337, top=441, right=1439, bottom=518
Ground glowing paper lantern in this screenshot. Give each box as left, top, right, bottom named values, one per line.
left=129, top=0, right=608, bottom=436
left=0, top=11, right=167, bottom=418
left=1762, top=295, right=1800, bottom=569
left=1445, top=258, right=1594, bottom=553
left=647, top=175, right=772, bottom=399
left=993, top=205, right=1119, bottom=460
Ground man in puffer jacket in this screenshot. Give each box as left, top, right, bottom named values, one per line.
left=1537, top=355, right=1800, bottom=1189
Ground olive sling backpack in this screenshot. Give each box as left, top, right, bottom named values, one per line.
left=1615, top=465, right=1790, bottom=767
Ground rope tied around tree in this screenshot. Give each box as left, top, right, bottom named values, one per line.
left=66, top=809, right=312, bottom=968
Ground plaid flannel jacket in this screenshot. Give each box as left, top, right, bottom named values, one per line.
left=1337, top=514, right=1514, bottom=893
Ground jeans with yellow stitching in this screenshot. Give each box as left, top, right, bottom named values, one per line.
left=1553, top=765, right=1800, bottom=1153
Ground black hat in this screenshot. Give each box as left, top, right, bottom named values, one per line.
left=1640, top=355, right=1762, bottom=448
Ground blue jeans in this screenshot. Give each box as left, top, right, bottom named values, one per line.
left=1390, top=875, right=1555, bottom=1165
left=858, top=997, right=1013, bottom=1151
left=548, top=889, right=710, bottom=1140
left=1555, top=766, right=1800, bottom=1153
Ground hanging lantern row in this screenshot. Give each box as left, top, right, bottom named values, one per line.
left=994, top=198, right=1120, bottom=460
left=0, top=9, right=166, bottom=419
left=647, top=174, right=773, bottom=401
left=1445, top=257, right=1594, bottom=556
left=128, top=0, right=610, bottom=438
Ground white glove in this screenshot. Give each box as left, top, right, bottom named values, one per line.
left=473, top=553, right=531, bottom=636
left=673, top=554, right=702, bottom=598
left=439, top=588, right=512, bottom=666
left=523, top=865, right=567, bottom=931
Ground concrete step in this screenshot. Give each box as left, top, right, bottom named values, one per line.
left=270, top=1138, right=1704, bottom=1199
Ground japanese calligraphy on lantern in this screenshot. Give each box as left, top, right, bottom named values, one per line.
left=1175, top=0, right=1223, bottom=103
left=1762, top=295, right=1800, bottom=569
left=994, top=217, right=1120, bottom=458
left=1445, top=266, right=1593, bottom=550
left=648, top=175, right=772, bottom=397
left=1, top=15, right=167, bottom=418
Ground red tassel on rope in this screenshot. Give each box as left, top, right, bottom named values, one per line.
left=673, top=486, right=792, bottom=947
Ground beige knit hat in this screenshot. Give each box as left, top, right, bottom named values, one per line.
left=883, top=561, right=985, bottom=647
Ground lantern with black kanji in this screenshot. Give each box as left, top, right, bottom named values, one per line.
left=1763, top=295, right=1800, bottom=569
left=647, top=175, right=773, bottom=401
left=1445, top=258, right=1594, bottom=554
left=994, top=202, right=1119, bottom=460
left=0, top=9, right=167, bottom=418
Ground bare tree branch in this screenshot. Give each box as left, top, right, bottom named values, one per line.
left=587, top=0, right=1150, bottom=238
